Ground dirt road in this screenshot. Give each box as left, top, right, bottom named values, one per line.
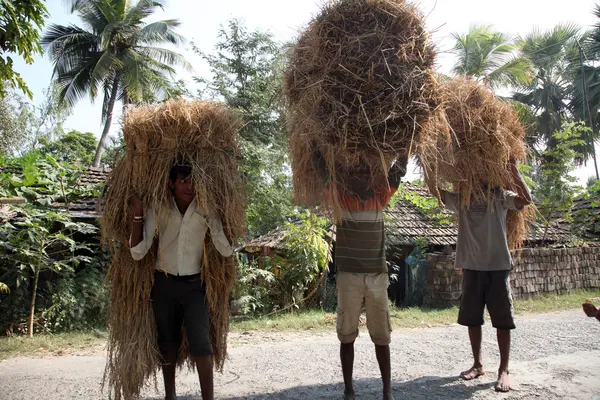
left=0, top=310, right=599, bottom=399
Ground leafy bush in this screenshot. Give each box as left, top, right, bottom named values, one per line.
left=43, top=251, right=110, bottom=332
left=0, top=207, right=97, bottom=336
left=233, top=211, right=331, bottom=315
left=232, top=254, right=276, bottom=315
left=0, top=153, right=108, bottom=335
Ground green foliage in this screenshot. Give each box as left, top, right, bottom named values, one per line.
left=390, top=183, right=452, bottom=226
left=100, top=134, right=126, bottom=169
left=452, top=25, right=532, bottom=88
left=39, top=131, right=98, bottom=166
left=274, top=212, right=331, bottom=308
left=194, top=19, right=286, bottom=146
left=242, top=143, right=293, bottom=237
left=195, top=20, right=293, bottom=237
left=233, top=212, right=331, bottom=315
left=0, top=207, right=97, bottom=335
left=282, top=212, right=330, bottom=283
left=413, top=237, right=428, bottom=259
left=42, top=251, right=110, bottom=332
left=0, top=152, right=107, bottom=334
left=513, top=24, right=580, bottom=147
left=0, top=90, right=29, bottom=156
left=534, top=121, right=586, bottom=222
left=0, top=153, right=101, bottom=206
left=232, top=254, right=276, bottom=315
left=0, top=0, right=48, bottom=98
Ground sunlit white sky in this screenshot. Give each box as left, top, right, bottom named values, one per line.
left=11, top=0, right=600, bottom=182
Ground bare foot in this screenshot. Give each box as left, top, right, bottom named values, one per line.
left=495, top=369, right=510, bottom=392
left=344, top=389, right=356, bottom=400
left=460, top=365, right=485, bottom=380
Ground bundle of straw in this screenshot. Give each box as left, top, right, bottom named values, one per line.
left=417, top=77, right=535, bottom=249
left=285, top=0, right=441, bottom=208
left=101, top=100, right=244, bottom=399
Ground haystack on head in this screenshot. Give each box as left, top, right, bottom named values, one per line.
left=420, top=77, right=527, bottom=206
left=285, top=0, right=441, bottom=207
left=101, top=99, right=243, bottom=399
left=417, top=77, right=535, bottom=249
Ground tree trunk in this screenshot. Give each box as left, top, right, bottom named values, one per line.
left=92, top=75, right=120, bottom=168
left=28, top=267, right=40, bottom=338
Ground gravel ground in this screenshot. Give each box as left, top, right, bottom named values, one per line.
left=0, top=310, right=599, bottom=400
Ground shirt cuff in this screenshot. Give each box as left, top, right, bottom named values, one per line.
left=129, top=236, right=146, bottom=260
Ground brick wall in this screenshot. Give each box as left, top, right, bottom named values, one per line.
left=423, top=245, right=600, bottom=308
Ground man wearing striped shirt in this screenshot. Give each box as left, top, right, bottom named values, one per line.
left=312, top=149, right=407, bottom=400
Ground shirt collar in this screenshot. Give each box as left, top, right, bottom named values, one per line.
left=171, top=197, right=196, bottom=217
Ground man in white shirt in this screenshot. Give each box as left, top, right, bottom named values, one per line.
left=129, top=164, right=234, bottom=400
left=439, top=160, right=532, bottom=393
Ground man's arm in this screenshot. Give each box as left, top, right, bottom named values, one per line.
left=129, top=195, right=156, bottom=261
left=387, top=155, right=408, bottom=189
left=310, top=146, right=330, bottom=187
left=509, top=159, right=532, bottom=209
left=129, top=195, right=145, bottom=248
left=206, top=210, right=235, bottom=257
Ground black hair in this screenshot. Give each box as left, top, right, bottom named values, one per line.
left=168, top=164, right=192, bottom=182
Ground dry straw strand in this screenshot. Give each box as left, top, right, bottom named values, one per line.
left=285, top=0, right=442, bottom=213
left=417, top=77, right=533, bottom=248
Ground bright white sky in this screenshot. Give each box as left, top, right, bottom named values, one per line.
left=11, top=0, right=600, bottom=182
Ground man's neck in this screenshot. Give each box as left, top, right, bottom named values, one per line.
left=174, top=198, right=192, bottom=215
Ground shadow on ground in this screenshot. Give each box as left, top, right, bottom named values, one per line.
left=145, top=376, right=495, bottom=400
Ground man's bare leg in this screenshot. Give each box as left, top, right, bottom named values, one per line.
left=340, top=341, right=356, bottom=400
left=460, top=326, right=485, bottom=380
left=495, top=329, right=511, bottom=392
left=375, top=344, right=394, bottom=400
left=194, top=355, right=214, bottom=400
left=161, top=351, right=177, bottom=400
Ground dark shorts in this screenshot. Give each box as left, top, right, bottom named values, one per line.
left=151, top=271, right=212, bottom=357
left=458, top=269, right=515, bottom=330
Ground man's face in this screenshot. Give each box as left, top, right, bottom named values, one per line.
left=170, top=173, right=195, bottom=204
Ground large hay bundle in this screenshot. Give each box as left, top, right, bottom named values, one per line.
left=101, top=100, right=244, bottom=399
left=285, top=0, right=441, bottom=208
left=417, top=77, right=535, bottom=249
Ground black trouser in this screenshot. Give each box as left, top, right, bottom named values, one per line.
left=458, top=269, right=515, bottom=330
left=151, top=271, right=212, bottom=357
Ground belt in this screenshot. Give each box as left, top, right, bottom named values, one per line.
left=155, top=270, right=202, bottom=282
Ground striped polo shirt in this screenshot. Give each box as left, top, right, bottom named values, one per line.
left=330, top=185, right=397, bottom=274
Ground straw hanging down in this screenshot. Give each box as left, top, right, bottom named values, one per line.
left=101, top=99, right=244, bottom=399
left=416, top=77, right=535, bottom=249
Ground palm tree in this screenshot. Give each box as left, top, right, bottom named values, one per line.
left=569, top=4, right=600, bottom=178
left=451, top=25, right=532, bottom=89
left=512, top=24, right=581, bottom=148
left=41, top=0, right=190, bottom=167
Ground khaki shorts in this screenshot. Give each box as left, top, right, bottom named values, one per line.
left=336, top=272, right=391, bottom=346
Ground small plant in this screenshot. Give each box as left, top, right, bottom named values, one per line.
left=232, top=254, right=276, bottom=315
left=277, top=211, right=331, bottom=309
left=0, top=207, right=96, bottom=336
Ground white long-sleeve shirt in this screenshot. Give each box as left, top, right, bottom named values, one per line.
left=130, top=199, right=234, bottom=276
